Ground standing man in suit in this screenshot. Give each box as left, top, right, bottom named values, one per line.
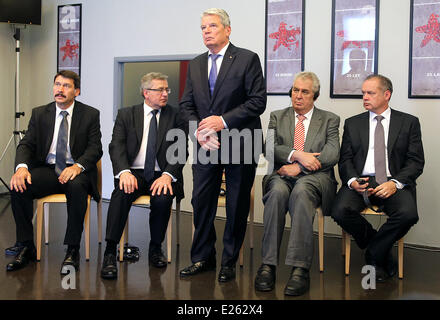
left=255, top=72, right=340, bottom=296
left=6, top=70, right=102, bottom=274
left=179, top=8, right=266, bottom=282
left=101, top=72, right=187, bottom=280
left=331, top=74, right=424, bottom=282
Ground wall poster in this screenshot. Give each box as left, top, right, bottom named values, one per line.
left=57, top=4, right=81, bottom=77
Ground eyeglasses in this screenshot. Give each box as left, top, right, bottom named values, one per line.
left=146, top=88, right=171, bottom=94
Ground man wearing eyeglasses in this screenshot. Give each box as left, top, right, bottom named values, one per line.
left=6, top=70, right=102, bottom=274
left=101, top=72, right=187, bottom=279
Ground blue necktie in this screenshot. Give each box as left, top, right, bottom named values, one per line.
left=209, top=54, right=220, bottom=96
left=55, top=111, right=69, bottom=176
left=144, top=109, right=159, bottom=183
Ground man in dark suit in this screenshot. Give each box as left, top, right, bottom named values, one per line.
left=6, top=70, right=102, bottom=274
left=179, top=8, right=266, bottom=282
left=101, top=72, right=187, bottom=280
left=331, top=74, right=424, bottom=282
left=255, top=72, right=340, bottom=296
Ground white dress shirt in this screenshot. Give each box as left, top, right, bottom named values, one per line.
left=347, top=107, right=404, bottom=189
left=287, top=107, right=315, bottom=163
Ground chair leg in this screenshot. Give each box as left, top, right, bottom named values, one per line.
left=36, top=200, right=44, bottom=261
left=166, top=208, right=172, bottom=263
left=344, top=231, right=351, bottom=276
left=44, top=203, right=49, bottom=245
left=97, top=200, right=102, bottom=244
left=119, top=223, right=127, bottom=262
left=239, top=244, right=244, bottom=267
left=175, top=201, right=180, bottom=246
left=84, top=197, right=91, bottom=261
left=249, top=185, right=254, bottom=249
left=398, top=238, right=404, bottom=279
left=341, top=231, right=346, bottom=256
left=318, top=208, right=324, bottom=272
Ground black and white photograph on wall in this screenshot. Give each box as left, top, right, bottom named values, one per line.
left=57, top=4, right=81, bottom=77
left=265, top=0, right=304, bottom=94
left=330, top=0, right=379, bottom=98
left=409, top=0, right=440, bottom=98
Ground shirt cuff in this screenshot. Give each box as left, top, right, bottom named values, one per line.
left=115, top=169, right=131, bottom=179
left=287, top=150, right=296, bottom=163
left=162, top=172, right=177, bottom=182
left=347, top=177, right=357, bottom=189
left=391, top=179, right=405, bottom=190
left=221, top=116, right=228, bottom=129
left=75, top=163, right=85, bottom=172
left=15, top=164, right=28, bottom=172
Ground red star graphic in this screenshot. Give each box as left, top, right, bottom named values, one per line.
left=269, top=22, right=301, bottom=51
left=415, top=13, right=440, bottom=47
left=60, top=39, right=79, bottom=61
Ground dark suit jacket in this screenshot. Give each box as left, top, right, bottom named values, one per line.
left=180, top=43, right=266, bottom=162
left=15, top=101, right=103, bottom=200
left=264, top=106, right=340, bottom=215
left=108, top=103, right=188, bottom=200
left=339, top=108, right=424, bottom=193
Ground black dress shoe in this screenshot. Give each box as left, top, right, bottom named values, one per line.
left=6, top=246, right=36, bottom=271
left=60, top=248, right=80, bottom=275
left=255, top=264, right=276, bottom=291
left=101, top=253, right=118, bottom=280
left=374, top=265, right=393, bottom=283
left=218, top=265, right=236, bottom=282
left=149, top=251, right=167, bottom=268
left=180, top=260, right=216, bottom=278
left=385, top=253, right=397, bottom=278
left=284, top=267, right=310, bottom=296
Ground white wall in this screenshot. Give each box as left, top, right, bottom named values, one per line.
left=1, top=0, right=438, bottom=247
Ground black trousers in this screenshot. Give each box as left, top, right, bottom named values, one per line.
left=105, top=170, right=174, bottom=253
left=331, top=182, right=419, bottom=266
left=191, top=163, right=256, bottom=267
left=11, top=165, right=92, bottom=246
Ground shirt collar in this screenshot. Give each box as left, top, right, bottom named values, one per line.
left=295, top=106, right=314, bottom=120
left=369, top=106, right=391, bottom=121
left=143, top=102, right=161, bottom=116
left=55, top=101, right=74, bottom=117
left=209, top=42, right=230, bottom=57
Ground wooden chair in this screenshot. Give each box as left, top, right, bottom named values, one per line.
left=118, top=195, right=180, bottom=263
left=341, top=206, right=404, bottom=279
left=191, top=183, right=255, bottom=267
left=316, top=207, right=325, bottom=272
left=36, top=160, right=102, bottom=261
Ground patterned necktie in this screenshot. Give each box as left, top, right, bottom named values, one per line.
left=55, top=111, right=69, bottom=176
left=208, top=54, right=220, bottom=95
left=293, top=114, right=306, bottom=151
left=374, top=115, right=387, bottom=184
left=144, top=109, right=159, bottom=183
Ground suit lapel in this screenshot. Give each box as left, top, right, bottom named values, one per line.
left=287, top=107, right=296, bottom=146
left=44, top=103, right=57, bottom=155
left=388, top=109, right=401, bottom=156
left=304, top=107, right=322, bottom=152
left=359, top=111, right=370, bottom=160
left=133, top=104, right=144, bottom=146
left=69, top=101, right=82, bottom=150
left=157, top=105, right=170, bottom=153
left=211, top=43, right=236, bottom=102
left=200, top=53, right=211, bottom=100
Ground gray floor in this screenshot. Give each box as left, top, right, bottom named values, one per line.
left=0, top=194, right=439, bottom=301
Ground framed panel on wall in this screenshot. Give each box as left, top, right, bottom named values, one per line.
left=330, top=0, right=379, bottom=98
left=57, top=4, right=81, bottom=77
left=409, top=0, right=440, bottom=98
left=265, top=0, right=305, bottom=95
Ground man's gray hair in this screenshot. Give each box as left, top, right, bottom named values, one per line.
left=294, top=71, right=321, bottom=98
left=140, top=72, right=168, bottom=97
left=364, top=74, right=393, bottom=97
left=202, top=8, right=231, bottom=27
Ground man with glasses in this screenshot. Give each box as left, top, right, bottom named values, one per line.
left=101, top=72, right=187, bottom=280
left=6, top=70, right=102, bottom=274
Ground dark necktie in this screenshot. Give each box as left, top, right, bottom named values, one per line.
left=144, top=109, right=159, bottom=183
left=208, top=54, right=220, bottom=96
left=374, top=115, right=387, bottom=184
left=55, top=111, right=69, bottom=176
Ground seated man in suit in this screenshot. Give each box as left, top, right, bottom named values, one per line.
left=7, top=70, right=102, bottom=274
left=255, top=72, right=340, bottom=296
left=101, top=72, right=187, bottom=280
left=331, top=74, right=424, bottom=282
